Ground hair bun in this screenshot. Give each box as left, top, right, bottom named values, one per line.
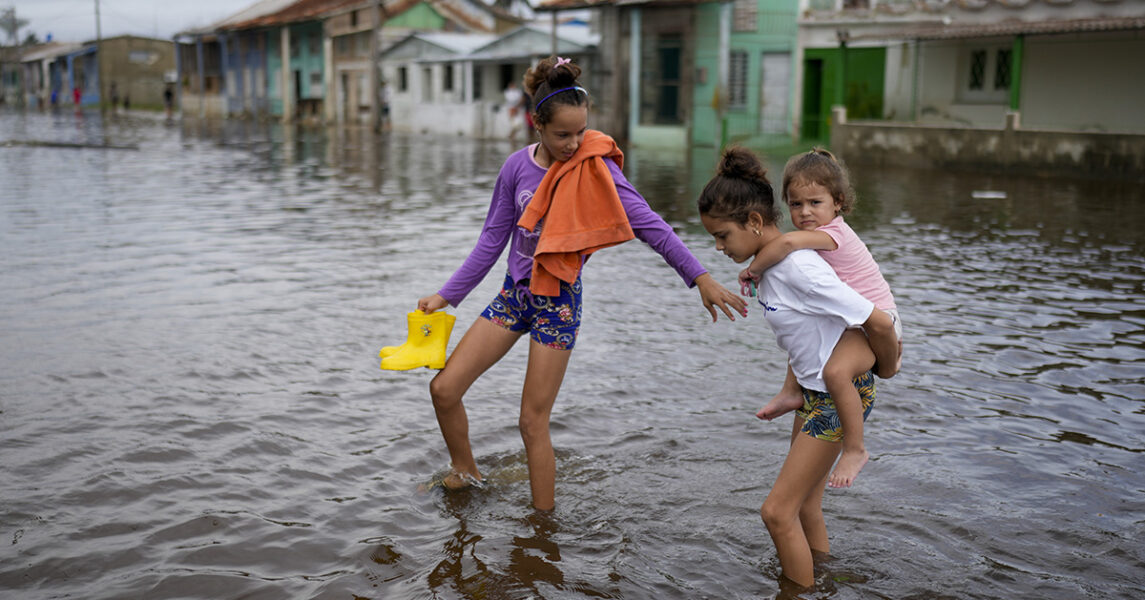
left=718, top=146, right=768, bottom=182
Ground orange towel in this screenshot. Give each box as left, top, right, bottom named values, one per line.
left=518, top=130, right=635, bottom=296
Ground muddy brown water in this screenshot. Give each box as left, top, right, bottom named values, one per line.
left=2, top=109, right=1142, bottom=599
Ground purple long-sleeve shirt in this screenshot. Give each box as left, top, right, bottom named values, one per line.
left=438, top=143, right=707, bottom=306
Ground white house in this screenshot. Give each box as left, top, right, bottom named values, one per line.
left=381, top=24, right=599, bottom=138
left=800, top=0, right=1145, bottom=134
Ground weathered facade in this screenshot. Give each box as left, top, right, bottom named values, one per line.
left=176, top=0, right=521, bottom=122
left=537, top=0, right=801, bottom=148
left=97, top=35, right=176, bottom=108
left=810, top=0, right=1145, bottom=179
left=14, top=42, right=80, bottom=108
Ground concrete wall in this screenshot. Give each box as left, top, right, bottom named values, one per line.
left=1022, top=31, right=1145, bottom=133
left=831, top=110, right=1145, bottom=182
left=180, top=92, right=226, bottom=118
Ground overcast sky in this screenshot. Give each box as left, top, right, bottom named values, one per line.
left=7, top=0, right=242, bottom=43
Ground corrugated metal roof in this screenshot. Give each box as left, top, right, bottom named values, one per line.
left=535, top=0, right=711, bottom=11
left=227, top=0, right=363, bottom=29
left=853, top=16, right=1145, bottom=41
left=179, top=0, right=300, bottom=35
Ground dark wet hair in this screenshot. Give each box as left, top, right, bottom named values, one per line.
left=697, top=146, right=779, bottom=226
left=523, top=56, right=590, bottom=126
left=781, top=147, right=856, bottom=214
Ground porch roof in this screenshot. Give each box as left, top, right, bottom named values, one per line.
left=19, top=42, right=86, bottom=63
left=534, top=0, right=711, bottom=11
left=380, top=31, right=500, bottom=60
left=464, top=24, right=599, bottom=61
left=850, top=15, right=1145, bottom=41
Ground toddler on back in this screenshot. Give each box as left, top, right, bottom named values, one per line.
left=741, top=149, right=901, bottom=488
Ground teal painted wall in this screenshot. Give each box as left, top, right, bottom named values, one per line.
left=691, top=0, right=799, bottom=147
left=266, top=22, right=326, bottom=116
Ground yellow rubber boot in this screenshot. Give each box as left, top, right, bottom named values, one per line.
left=380, top=311, right=456, bottom=370
left=379, top=345, right=400, bottom=358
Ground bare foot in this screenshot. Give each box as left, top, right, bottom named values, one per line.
left=828, top=448, right=869, bottom=488
left=756, top=389, right=804, bottom=420
left=442, top=470, right=483, bottom=491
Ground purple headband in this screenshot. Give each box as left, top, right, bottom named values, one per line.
left=534, top=86, right=587, bottom=111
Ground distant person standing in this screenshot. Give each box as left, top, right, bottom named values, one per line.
left=72, top=85, right=81, bottom=109
left=503, top=80, right=524, bottom=143
left=163, top=84, right=174, bottom=118
left=380, top=81, right=392, bottom=131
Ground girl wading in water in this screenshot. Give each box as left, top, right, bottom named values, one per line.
left=698, top=146, right=899, bottom=588
left=415, top=56, right=746, bottom=511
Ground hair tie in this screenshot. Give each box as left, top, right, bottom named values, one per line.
left=534, top=86, right=587, bottom=111
left=555, top=57, right=571, bottom=68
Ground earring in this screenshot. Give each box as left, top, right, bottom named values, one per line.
left=753, top=229, right=761, bottom=235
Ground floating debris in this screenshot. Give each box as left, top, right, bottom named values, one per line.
left=971, top=190, right=1007, bottom=199
left=1, top=139, right=139, bottom=151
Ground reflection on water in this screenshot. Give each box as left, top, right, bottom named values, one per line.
left=1, top=109, right=1143, bottom=600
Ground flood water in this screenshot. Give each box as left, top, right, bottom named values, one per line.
left=1, top=109, right=1143, bottom=600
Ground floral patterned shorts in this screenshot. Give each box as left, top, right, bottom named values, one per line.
left=796, top=370, right=876, bottom=442
left=480, top=273, right=582, bottom=350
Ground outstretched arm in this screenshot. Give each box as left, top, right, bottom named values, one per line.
left=739, top=230, right=838, bottom=288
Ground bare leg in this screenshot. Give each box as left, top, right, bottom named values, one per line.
left=518, top=339, right=572, bottom=511
left=760, top=417, right=840, bottom=588
left=823, top=329, right=875, bottom=489
left=863, top=308, right=899, bottom=379
left=757, top=363, right=804, bottom=420
left=429, top=318, right=523, bottom=487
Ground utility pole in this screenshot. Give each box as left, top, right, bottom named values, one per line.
left=95, top=0, right=106, bottom=115
left=368, top=0, right=382, bottom=132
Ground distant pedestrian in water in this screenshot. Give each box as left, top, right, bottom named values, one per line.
left=72, top=86, right=81, bottom=109
left=503, top=80, right=525, bottom=143
left=163, top=84, right=174, bottom=118
left=697, top=146, right=899, bottom=590
left=739, top=148, right=902, bottom=488
left=414, top=55, right=746, bottom=512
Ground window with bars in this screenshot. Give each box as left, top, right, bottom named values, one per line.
left=994, top=49, right=1011, bottom=90
left=969, top=50, right=986, bottom=90
left=443, top=65, right=453, bottom=92
left=960, top=46, right=1010, bottom=103
left=729, top=50, right=748, bottom=110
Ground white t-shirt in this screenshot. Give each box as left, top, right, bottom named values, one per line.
left=760, top=249, right=874, bottom=392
